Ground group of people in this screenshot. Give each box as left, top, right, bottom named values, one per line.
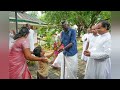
left=9, top=19, right=111, bottom=79
left=81, top=20, right=111, bottom=79
left=9, top=24, right=48, bottom=79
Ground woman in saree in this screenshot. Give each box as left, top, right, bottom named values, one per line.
left=9, top=27, right=48, bottom=79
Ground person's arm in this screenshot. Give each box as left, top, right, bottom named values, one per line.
left=31, top=51, right=33, bottom=54
left=22, top=39, right=48, bottom=62
left=58, top=30, right=76, bottom=52
left=84, top=39, right=111, bottom=60
left=23, top=48, right=47, bottom=61
left=90, top=39, right=111, bottom=60
left=58, top=40, right=73, bottom=53
left=85, top=41, right=89, bottom=50
left=45, top=51, right=54, bottom=58
left=64, top=43, right=73, bottom=50
left=64, top=30, right=76, bottom=50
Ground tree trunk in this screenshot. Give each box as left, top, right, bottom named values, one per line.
left=77, top=25, right=82, bottom=38
left=83, top=29, right=86, bottom=34
left=78, top=29, right=81, bottom=37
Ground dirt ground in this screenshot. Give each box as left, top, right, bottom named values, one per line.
left=28, top=51, right=86, bottom=79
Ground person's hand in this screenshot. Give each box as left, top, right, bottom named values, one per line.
left=41, top=57, right=49, bottom=63
left=58, top=48, right=64, bottom=53
left=84, top=50, right=90, bottom=56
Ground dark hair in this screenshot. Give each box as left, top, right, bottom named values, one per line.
left=99, top=20, right=111, bottom=30
left=25, top=24, right=29, bottom=27
left=13, top=27, right=29, bottom=40
left=25, top=24, right=31, bottom=29
left=33, top=46, right=42, bottom=57
left=61, top=20, right=68, bottom=25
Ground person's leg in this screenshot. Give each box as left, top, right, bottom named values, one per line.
left=37, top=61, right=48, bottom=79
left=60, top=53, right=64, bottom=79
left=37, top=71, right=48, bottom=79
left=65, top=54, right=78, bottom=79
left=37, top=73, right=48, bottom=79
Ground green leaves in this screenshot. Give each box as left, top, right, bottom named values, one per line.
left=40, top=11, right=111, bottom=36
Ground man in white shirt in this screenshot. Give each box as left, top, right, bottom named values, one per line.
left=84, top=20, right=111, bottom=79
left=85, top=25, right=99, bottom=52
left=81, top=28, right=92, bottom=62
left=26, top=24, right=35, bottom=52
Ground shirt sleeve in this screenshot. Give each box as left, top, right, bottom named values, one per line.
left=90, top=39, right=111, bottom=60
left=22, top=39, right=30, bottom=49
left=87, top=34, right=91, bottom=42
left=70, top=30, right=76, bottom=44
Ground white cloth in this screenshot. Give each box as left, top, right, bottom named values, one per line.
left=55, top=33, right=61, bottom=43
left=84, top=32, right=111, bottom=79
left=34, top=30, right=38, bottom=44
left=84, top=33, right=99, bottom=74
left=28, top=29, right=35, bottom=51
left=87, top=33, right=99, bottom=51
left=9, top=32, right=15, bottom=49
left=60, top=53, right=78, bottom=79
left=81, top=33, right=91, bottom=61
left=52, top=52, right=63, bottom=68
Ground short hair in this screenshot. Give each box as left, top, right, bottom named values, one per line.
left=25, top=24, right=31, bottom=28
left=61, top=20, right=69, bottom=25
left=99, top=20, right=111, bottom=30
left=33, top=46, right=42, bottom=57
left=25, top=24, right=29, bottom=27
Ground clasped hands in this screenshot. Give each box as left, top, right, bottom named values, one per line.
left=84, top=50, right=90, bottom=56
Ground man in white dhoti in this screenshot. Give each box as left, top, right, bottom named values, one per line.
left=84, top=20, right=111, bottom=79
left=81, top=28, right=92, bottom=62
left=59, top=21, right=78, bottom=79
left=26, top=24, right=37, bottom=68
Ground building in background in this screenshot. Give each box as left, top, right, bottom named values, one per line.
left=9, top=11, right=46, bottom=44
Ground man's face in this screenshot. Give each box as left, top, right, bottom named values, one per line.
left=62, top=24, right=68, bottom=31
left=96, top=23, right=105, bottom=35
left=91, top=26, right=98, bottom=34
